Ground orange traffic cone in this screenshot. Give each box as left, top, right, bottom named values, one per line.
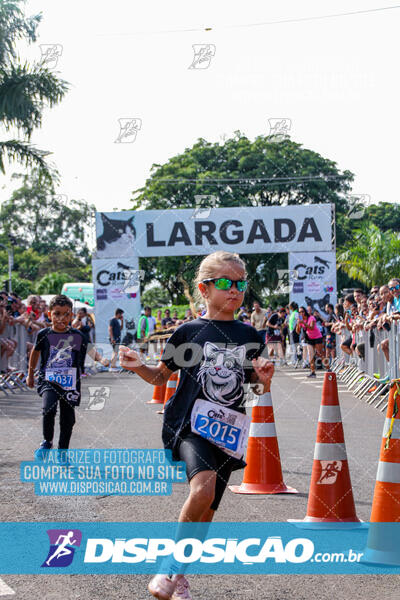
left=229, top=390, right=298, bottom=494
left=363, top=379, right=400, bottom=565
left=156, top=371, right=180, bottom=414
left=289, top=372, right=362, bottom=528
left=147, top=383, right=166, bottom=404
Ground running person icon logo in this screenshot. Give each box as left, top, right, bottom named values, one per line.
left=316, top=460, right=343, bottom=485
left=86, top=386, right=110, bottom=410
left=41, top=529, right=82, bottom=567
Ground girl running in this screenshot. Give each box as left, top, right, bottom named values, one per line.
left=119, top=251, right=274, bottom=600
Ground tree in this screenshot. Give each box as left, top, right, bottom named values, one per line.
left=0, top=246, right=42, bottom=280
left=363, top=202, right=400, bottom=233
left=36, top=251, right=89, bottom=280
left=0, top=0, right=68, bottom=181
left=130, top=134, right=354, bottom=303
left=141, top=285, right=170, bottom=307
left=34, top=272, right=70, bottom=295
left=337, top=223, right=400, bottom=287
left=1, top=274, right=32, bottom=297
left=0, top=169, right=95, bottom=259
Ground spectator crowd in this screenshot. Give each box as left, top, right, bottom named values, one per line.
left=2, top=280, right=400, bottom=380
left=0, top=292, right=94, bottom=375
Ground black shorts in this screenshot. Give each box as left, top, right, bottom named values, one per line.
left=177, top=432, right=236, bottom=511
left=306, top=337, right=323, bottom=347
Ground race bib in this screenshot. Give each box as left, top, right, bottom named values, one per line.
left=45, top=367, right=77, bottom=390
left=191, top=399, right=251, bottom=459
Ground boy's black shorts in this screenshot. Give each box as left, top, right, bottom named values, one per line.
left=177, top=431, right=237, bottom=510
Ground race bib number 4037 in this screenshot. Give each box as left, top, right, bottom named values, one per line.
left=190, top=399, right=250, bottom=459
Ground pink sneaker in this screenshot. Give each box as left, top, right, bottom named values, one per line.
left=171, top=576, right=192, bottom=599
left=148, top=573, right=179, bottom=599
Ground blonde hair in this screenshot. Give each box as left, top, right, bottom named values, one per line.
left=193, top=251, right=247, bottom=305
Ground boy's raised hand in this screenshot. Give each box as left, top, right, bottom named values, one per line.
left=119, top=345, right=143, bottom=370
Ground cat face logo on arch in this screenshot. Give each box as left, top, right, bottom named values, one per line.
left=42, top=529, right=82, bottom=567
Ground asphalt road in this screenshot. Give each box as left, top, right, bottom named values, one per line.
left=1, top=366, right=399, bottom=599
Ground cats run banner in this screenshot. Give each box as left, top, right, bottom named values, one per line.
left=92, top=258, right=141, bottom=345
left=288, top=252, right=337, bottom=318
left=95, top=205, right=334, bottom=258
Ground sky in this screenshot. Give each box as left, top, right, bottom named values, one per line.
left=1, top=0, right=400, bottom=223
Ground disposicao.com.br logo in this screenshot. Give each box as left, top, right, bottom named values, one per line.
left=42, top=529, right=82, bottom=568
left=40, top=524, right=370, bottom=574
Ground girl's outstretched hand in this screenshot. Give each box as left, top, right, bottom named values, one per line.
left=251, top=356, right=275, bottom=386
left=119, top=346, right=143, bottom=370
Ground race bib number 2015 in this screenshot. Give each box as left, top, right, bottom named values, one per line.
left=191, top=399, right=250, bottom=459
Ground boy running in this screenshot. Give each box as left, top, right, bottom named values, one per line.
left=27, top=294, right=109, bottom=456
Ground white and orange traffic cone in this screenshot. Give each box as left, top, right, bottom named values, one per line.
left=147, top=383, right=166, bottom=405
left=229, top=390, right=298, bottom=494
left=156, top=371, right=180, bottom=414
left=363, top=379, right=400, bottom=565
left=289, top=372, right=362, bottom=528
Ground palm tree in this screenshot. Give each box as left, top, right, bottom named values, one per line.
left=337, top=223, right=400, bottom=287
left=0, top=0, right=69, bottom=182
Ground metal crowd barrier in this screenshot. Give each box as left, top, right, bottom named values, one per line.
left=330, top=323, right=400, bottom=412
left=0, top=322, right=31, bottom=394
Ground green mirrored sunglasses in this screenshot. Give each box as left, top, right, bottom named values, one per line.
left=202, top=277, right=248, bottom=292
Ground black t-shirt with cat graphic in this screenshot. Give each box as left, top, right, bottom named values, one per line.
left=161, top=317, right=266, bottom=469
left=34, top=327, right=88, bottom=405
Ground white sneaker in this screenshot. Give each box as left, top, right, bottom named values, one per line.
left=148, top=574, right=188, bottom=599
left=171, top=576, right=192, bottom=600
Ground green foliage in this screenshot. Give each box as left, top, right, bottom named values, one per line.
left=0, top=169, right=95, bottom=258
left=153, top=304, right=191, bottom=320
left=362, top=202, right=400, bottom=233
left=34, top=272, right=70, bottom=295
left=337, top=223, right=400, bottom=287
left=1, top=274, right=33, bottom=297
left=36, top=251, right=89, bottom=280
left=141, top=285, right=170, bottom=307
left=131, top=134, right=354, bottom=302
left=0, top=0, right=69, bottom=181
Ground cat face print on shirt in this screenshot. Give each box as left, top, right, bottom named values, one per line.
left=47, top=336, right=74, bottom=369
left=197, top=341, right=246, bottom=406
left=46, top=332, right=84, bottom=370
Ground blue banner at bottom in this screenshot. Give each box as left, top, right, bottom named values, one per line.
left=1, top=522, right=400, bottom=574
